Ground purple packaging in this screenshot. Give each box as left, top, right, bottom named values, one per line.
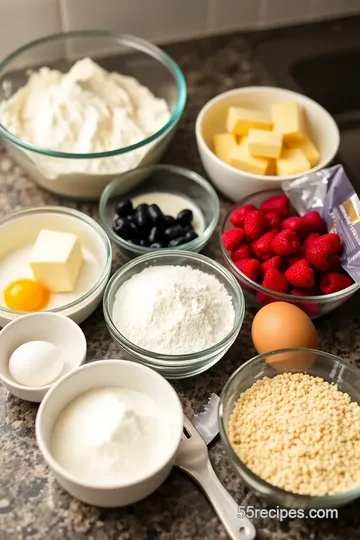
left=282, top=164, right=360, bottom=284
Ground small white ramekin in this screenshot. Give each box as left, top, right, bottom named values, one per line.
left=36, top=359, right=183, bottom=507
left=0, top=312, right=87, bottom=402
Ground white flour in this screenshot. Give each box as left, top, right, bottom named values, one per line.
left=112, top=265, right=235, bottom=355
left=51, top=387, right=171, bottom=485
left=0, top=57, right=170, bottom=177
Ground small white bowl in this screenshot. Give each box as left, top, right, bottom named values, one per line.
left=36, top=360, right=183, bottom=507
left=0, top=312, right=87, bottom=402
left=195, top=86, right=340, bottom=202
left=0, top=206, right=112, bottom=326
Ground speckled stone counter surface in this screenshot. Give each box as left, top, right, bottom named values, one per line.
left=2, top=17, right=360, bottom=540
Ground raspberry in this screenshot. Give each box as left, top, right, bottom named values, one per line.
left=271, top=230, right=300, bottom=256
left=303, top=233, right=321, bottom=250
left=262, top=268, right=288, bottom=293
left=265, top=212, right=282, bottom=229
left=306, top=241, right=340, bottom=272
left=285, top=259, right=315, bottom=288
left=231, top=244, right=252, bottom=263
left=251, top=230, right=277, bottom=261
left=319, top=272, right=354, bottom=295
left=260, top=195, right=290, bottom=217
left=229, top=205, right=256, bottom=227
left=286, top=247, right=306, bottom=267
left=235, top=258, right=261, bottom=282
left=317, top=233, right=342, bottom=254
left=222, top=228, right=244, bottom=250
left=256, top=291, right=276, bottom=305
left=261, top=256, right=284, bottom=274
left=289, top=287, right=321, bottom=316
left=301, top=211, right=326, bottom=234
left=244, top=210, right=267, bottom=240
left=282, top=216, right=307, bottom=238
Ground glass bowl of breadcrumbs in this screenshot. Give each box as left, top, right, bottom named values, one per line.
left=219, top=348, right=360, bottom=509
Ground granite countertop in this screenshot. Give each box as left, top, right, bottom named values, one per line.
left=1, top=17, right=360, bottom=540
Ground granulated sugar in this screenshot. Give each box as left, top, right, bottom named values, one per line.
left=112, top=265, right=235, bottom=355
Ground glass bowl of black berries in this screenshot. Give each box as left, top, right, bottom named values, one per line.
left=99, top=164, right=220, bottom=259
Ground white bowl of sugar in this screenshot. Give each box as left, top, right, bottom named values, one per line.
left=36, top=359, right=183, bottom=507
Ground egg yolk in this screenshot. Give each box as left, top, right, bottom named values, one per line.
left=4, top=279, right=50, bottom=312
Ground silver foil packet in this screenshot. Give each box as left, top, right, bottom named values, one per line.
left=282, top=165, right=360, bottom=284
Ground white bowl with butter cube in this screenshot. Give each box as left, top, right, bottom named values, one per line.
left=0, top=207, right=112, bottom=327
left=195, top=86, right=340, bottom=201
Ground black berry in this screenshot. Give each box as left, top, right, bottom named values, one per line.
left=164, top=225, right=185, bottom=240
left=169, top=236, right=187, bottom=247
left=148, top=226, right=163, bottom=244
left=185, top=231, right=198, bottom=241
left=115, top=199, right=133, bottom=218
left=135, top=207, right=150, bottom=228
left=163, top=215, right=176, bottom=227
left=177, top=209, right=193, bottom=226
left=151, top=242, right=168, bottom=248
left=148, top=204, right=164, bottom=224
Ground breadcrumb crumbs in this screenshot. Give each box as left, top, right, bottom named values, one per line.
left=229, top=372, right=360, bottom=496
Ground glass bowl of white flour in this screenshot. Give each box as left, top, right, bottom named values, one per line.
left=0, top=31, right=186, bottom=200
left=103, top=250, right=245, bottom=378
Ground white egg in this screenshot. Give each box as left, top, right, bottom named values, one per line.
left=9, top=340, right=64, bottom=387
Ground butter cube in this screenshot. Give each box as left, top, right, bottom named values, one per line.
left=286, top=134, right=320, bottom=167
left=213, top=133, right=237, bottom=164
left=226, top=106, right=272, bottom=136
left=29, top=229, right=84, bottom=293
left=230, top=138, right=270, bottom=175
left=271, top=102, right=305, bottom=143
left=248, top=129, right=283, bottom=159
left=276, top=148, right=311, bottom=176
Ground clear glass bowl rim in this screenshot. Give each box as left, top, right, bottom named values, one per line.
left=0, top=206, right=112, bottom=315
left=0, top=30, right=187, bottom=159
left=218, top=347, right=360, bottom=503
left=103, top=249, right=245, bottom=363
left=220, top=193, right=360, bottom=303
left=99, top=164, right=220, bottom=254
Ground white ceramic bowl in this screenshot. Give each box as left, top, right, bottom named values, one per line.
left=0, top=206, right=112, bottom=326
left=195, top=86, right=340, bottom=202
left=0, top=312, right=87, bottom=402
left=36, top=360, right=183, bottom=507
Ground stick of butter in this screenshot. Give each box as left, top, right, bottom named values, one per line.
left=276, top=148, right=311, bottom=176
left=286, top=134, right=320, bottom=167
left=213, top=133, right=237, bottom=164
left=271, top=102, right=306, bottom=143
left=230, top=137, right=270, bottom=175
left=29, top=229, right=84, bottom=293
left=226, top=106, right=272, bottom=136
left=248, top=129, right=283, bottom=159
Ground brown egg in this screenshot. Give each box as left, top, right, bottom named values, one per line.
left=251, top=302, right=319, bottom=371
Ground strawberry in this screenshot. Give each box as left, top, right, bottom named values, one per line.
left=235, top=258, right=261, bottom=282
left=262, top=268, right=288, bottom=293
left=244, top=210, right=267, bottom=240
left=286, top=247, right=306, bottom=267
left=306, top=241, right=339, bottom=272
left=261, top=256, right=284, bottom=274
left=303, top=233, right=321, bottom=249
left=260, top=194, right=290, bottom=217
left=222, top=228, right=244, bottom=250
left=285, top=259, right=315, bottom=288
left=229, top=204, right=256, bottom=227
left=231, top=244, right=252, bottom=262
left=264, top=211, right=282, bottom=229
left=271, top=230, right=300, bottom=256
left=301, top=211, right=326, bottom=234
left=316, top=233, right=342, bottom=254
left=282, top=216, right=307, bottom=238
left=319, top=272, right=354, bottom=295
left=251, top=230, right=277, bottom=261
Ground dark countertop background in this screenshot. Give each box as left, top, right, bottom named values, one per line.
left=1, top=15, right=360, bottom=540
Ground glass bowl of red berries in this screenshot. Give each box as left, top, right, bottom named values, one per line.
left=220, top=189, right=359, bottom=318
